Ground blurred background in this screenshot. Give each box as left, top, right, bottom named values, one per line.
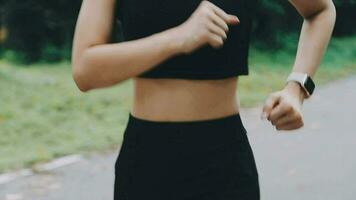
left=0, top=0, right=355, bottom=199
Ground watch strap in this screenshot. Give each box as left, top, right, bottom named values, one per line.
left=286, top=72, right=315, bottom=98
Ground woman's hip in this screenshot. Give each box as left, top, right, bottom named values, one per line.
left=114, top=112, right=260, bottom=200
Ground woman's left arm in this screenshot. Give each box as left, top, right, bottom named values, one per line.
left=261, top=0, right=336, bottom=131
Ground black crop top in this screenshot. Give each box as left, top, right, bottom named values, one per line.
left=115, top=0, right=256, bottom=80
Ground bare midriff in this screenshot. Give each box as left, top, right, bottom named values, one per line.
left=131, top=76, right=240, bottom=122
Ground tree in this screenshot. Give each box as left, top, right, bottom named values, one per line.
left=1, top=0, right=81, bottom=63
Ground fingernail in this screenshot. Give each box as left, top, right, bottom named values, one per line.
left=234, top=16, right=240, bottom=23
left=229, top=15, right=239, bottom=22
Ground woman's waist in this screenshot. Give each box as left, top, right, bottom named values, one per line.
left=131, top=77, right=240, bottom=122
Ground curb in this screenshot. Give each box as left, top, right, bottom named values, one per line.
left=0, top=154, right=83, bottom=185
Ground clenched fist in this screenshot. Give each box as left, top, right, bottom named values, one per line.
left=174, top=0, right=240, bottom=54
left=261, top=81, right=308, bottom=131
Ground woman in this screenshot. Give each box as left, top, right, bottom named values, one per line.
left=72, top=0, right=336, bottom=199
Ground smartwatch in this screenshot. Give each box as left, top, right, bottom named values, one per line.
left=286, top=72, right=315, bottom=98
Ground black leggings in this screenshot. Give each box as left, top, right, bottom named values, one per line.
left=114, top=112, right=260, bottom=200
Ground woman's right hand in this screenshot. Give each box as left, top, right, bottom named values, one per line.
left=174, top=0, right=240, bottom=55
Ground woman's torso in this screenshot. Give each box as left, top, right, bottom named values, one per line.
left=117, top=0, right=256, bottom=121
left=131, top=77, right=240, bottom=121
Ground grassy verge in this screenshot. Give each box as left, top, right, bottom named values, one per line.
left=0, top=62, right=134, bottom=172
left=1, top=37, right=356, bottom=173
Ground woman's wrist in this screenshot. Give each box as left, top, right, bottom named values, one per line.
left=154, top=26, right=186, bottom=56
left=283, top=81, right=307, bottom=103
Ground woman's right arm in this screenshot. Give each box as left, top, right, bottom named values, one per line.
left=72, top=0, right=239, bottom=92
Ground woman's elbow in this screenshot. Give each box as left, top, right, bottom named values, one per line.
left=328, top=2, right=337, bottom=26
left=72, top=56, right=93, bottom=92
left=71, top=48, right=128, bottom=92
left=72, top=69, right=92, bottom=92
left=320, top=2, right=337, bottom=32
left=303, top=1, right=336, bottom=24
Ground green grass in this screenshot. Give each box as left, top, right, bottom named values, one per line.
left=0, top=62, right=134, bottom=172
left=1, top=37, right=356, bottom=173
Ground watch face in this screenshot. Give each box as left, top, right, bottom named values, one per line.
left=304, top=76, right=315, bottom=95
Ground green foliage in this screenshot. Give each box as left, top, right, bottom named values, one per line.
left=0, top=0, right=81, bottom=63
left=251, top=0, right=356, bottom=47
left=333, top=0, right=356, bottom=36
left=40, top=44, right=71, bottom=63
left=1, top=50, right=28, bottom=64
left=252, top=0, right=301, bottom=47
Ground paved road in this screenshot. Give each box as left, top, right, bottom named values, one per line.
left=242, top=75, right=356, bottom=200
left=1, top=76, right=355, bottom=200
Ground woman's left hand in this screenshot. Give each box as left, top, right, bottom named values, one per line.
left=261, top=81, right=307, bottom=131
